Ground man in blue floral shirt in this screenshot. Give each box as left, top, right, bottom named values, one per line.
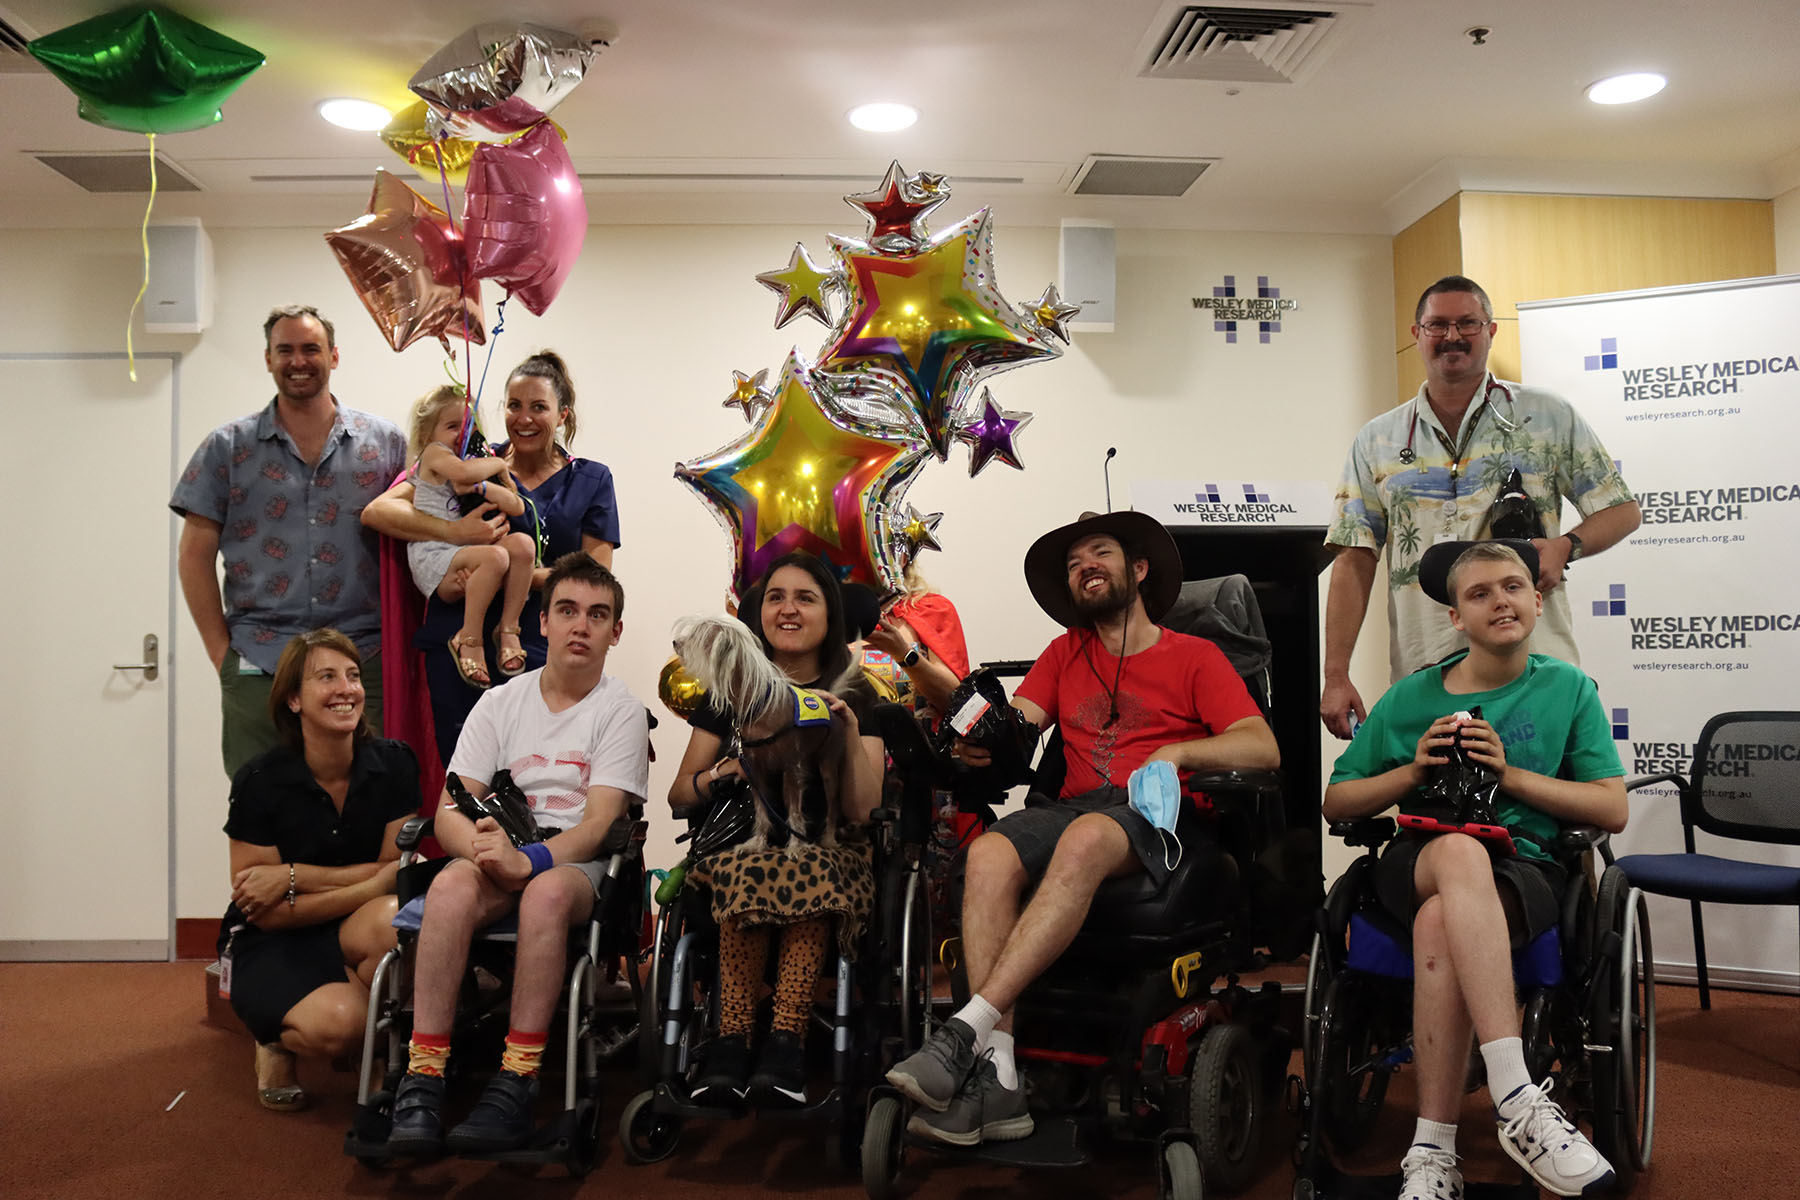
left=1320, top=276, right=1640, bottom=739
left=170, top=306, right=408, bottom=777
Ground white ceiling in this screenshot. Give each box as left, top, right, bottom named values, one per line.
left=3, top=0, right=1798, bottom=234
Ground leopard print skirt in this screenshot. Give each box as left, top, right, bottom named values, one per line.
left=690, top=841, right=875, bottom=959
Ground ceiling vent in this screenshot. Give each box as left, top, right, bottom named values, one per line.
left=34, top=153, right=203, bottom=193
left=1139, top=3, right=1359, bottom=85
left=0, top=7, right=42, bottom=74
left=1070, top=155, right=1214, bottom=198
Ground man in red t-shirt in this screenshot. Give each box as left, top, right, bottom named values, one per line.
left=888, top=511, right=1279, bottom=1147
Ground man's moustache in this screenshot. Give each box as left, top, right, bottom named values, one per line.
left=1435, top=340, right=1472, bottom=355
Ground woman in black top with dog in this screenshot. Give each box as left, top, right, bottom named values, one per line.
left=668, top=551, right=885, bottom=1106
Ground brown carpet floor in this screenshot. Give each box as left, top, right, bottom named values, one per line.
left=0, top=963, right=1792, bottom=1199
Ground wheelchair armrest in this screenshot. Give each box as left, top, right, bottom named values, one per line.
left=869, top=702, right=954, bottom=787
left=1554, top=825, right=1610, bottom=859
left=1187, top=768, right=1282, bottom=795
left=1625, top=772, right=1687, bottom=794
left=397, top=815, right=434, bottom=852
left=1329, top=817, right=1396, bottom=849
left=975, top=659, right=1035, bottom=678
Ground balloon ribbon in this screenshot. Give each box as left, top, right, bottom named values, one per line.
left=125, top=133, right=157, bottom=382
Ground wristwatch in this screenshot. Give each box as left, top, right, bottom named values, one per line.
left=1564, top=532, right=1585, bottom=562
left=900, top=643, right=924, bottom=668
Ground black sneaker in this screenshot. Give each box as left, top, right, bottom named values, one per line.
left=444, top=1070, right=539, bottom=1153
left=691, top=1034, right=750, bottom=1104
left=385, top=1072, right=447, bottom=1159
left=747, top=1029, right=807, bottom=1108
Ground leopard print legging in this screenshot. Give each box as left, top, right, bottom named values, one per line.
left=716, top=915, right=830, bottom=1036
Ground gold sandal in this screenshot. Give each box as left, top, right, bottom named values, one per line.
left=496, top=625, right=528, bottom=677
left=255, top=1041, right=307, bottom=1113
left=447, top=633, right=490, bottom=689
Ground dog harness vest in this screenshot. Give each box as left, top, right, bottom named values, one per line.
left=790, top=685, right=832, bottom=727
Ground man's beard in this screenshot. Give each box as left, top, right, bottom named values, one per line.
left=1070, top=569, right=1135, bottom=621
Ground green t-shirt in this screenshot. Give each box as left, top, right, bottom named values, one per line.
left=1329, top=652, right=1623, bottom=861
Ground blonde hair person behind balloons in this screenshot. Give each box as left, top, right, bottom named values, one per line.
left=362, top=350, right=622, bottom=766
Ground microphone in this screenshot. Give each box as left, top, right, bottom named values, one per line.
left=1103, top=447, right=1117, bottom=513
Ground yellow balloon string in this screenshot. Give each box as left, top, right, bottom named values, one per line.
left=125, top=132, right=159, bottom=383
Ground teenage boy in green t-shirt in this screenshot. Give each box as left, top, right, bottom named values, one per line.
left=1323, top=540, right=1627, bottom=1200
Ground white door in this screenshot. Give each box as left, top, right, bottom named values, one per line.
left=0, top=355, right=172, bottom=957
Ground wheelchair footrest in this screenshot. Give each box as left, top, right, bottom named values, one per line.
left=458, top=1106, right=585, bottom=1166
left=904, top=1114, right=1091, bottom=1168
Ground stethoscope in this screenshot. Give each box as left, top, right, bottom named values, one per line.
left=1396, top=377, right=1529, bottom=467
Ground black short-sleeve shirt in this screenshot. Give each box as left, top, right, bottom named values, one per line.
left=223, top=738, right=421, bottom=868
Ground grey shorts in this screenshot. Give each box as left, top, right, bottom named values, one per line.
left=987, top=785, right=1173, bottom=888
left=1371, top=832, right=1565, bottom=950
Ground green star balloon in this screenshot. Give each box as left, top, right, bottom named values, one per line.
left=29, top=5, right=264, bottom=135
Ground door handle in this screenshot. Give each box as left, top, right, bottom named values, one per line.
left=113, top=633, right=160, bottom=681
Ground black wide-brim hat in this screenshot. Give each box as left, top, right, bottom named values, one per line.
left=1024, top=510, right=1183, bottom=628
left=1418, top=539, right=1540, bottom=607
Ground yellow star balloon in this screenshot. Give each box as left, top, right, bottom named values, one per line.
left=677, top=353, right=929, bottom=598
left=754, top=242, right=839, bottom=328
left=820, top=209, right=1057, bottom=458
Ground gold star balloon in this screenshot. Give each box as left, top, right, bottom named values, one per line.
left=1024, top=283, right=1084, bottom=345
left=723, top=368, right=771, bottom=420
left=677, top=352, right=929, bottom=598
left=819, top=207, right=1058, bottom=459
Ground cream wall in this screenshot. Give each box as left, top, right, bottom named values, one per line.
left=1777, top=185, right=1800, bottom=274
left=0, top=219, right=1395, bottom=923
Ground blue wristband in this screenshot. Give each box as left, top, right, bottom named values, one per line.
left=522, top=842, right=554, bottom=877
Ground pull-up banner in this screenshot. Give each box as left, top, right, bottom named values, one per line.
left=1519, top=274, right=1800, bottom=994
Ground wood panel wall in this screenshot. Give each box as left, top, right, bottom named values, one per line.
left=1390, top=192, right=1776, bottom=403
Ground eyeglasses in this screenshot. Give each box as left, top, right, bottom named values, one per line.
left=1418, top=317, right=1490, bottom=338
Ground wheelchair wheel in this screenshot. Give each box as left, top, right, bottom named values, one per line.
left=1189, top=1023, right=1264, bottom=1195
left=861, top=1094, right=906, bottom=1200
left=1314, top=972, right=1392, bottom=1155
left=1589, top=870, right=1657, bottom=1188
left=1300, top=930, right=1329, bottom=1090
left=618, top=1088, right=681, bottom=1164
left=1160, top=1139, right=1204, bottom=1200
left=568, top=1097, right=603, bottom=1177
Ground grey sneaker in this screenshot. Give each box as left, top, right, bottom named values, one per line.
left=1399, top=1143, right=1463, bottom=1200
left=1495, top=1079, right=1614, bottom=1197
left=906, top=1055, right=1033, bottom=1147
left=884, top=1018, right=977, bottom=1112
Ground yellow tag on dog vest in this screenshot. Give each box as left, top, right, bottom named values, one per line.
left=790, top=686, right=832, bottom=727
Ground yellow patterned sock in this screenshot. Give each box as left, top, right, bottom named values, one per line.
left=500, top=1029, right=547, bottom=1077
left=407, top=1032, right=451, bottom=1078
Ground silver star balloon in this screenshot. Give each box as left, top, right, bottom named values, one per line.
left=723, top=368, right=772, bottom=420
left=1023, top=283, right=1084, bottom=345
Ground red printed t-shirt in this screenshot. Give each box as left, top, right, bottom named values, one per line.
left=1015, top=627, right=1261, bottom=797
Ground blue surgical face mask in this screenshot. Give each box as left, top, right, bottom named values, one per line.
left=1127, top=760, right=1183, bottom=871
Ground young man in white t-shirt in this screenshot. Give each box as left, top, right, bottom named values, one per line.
left=387, top=554, right=649, bottom=1157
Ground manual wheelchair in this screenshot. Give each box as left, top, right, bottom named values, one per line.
left=341, top=804, right=650, bottom=1176
left=1291, top=817, right=1656, bottom=1199
left=618, top=701, right=941, bottom=1168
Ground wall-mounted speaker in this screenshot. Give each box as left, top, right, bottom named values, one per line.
left=1058, top=218, right=1115, bottom=333
left=144, top=218, right=213, bottom=334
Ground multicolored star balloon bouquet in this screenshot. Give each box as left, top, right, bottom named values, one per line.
left=677, top=162, right=1082, bottom=606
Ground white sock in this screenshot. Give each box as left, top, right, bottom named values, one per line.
left=1480, top=1036, right=1533, bottom=1115
left=987, top=1029, right=1018, bottom=1090
left=952, top=995, right=1001, bottom=1049
left=1412, top=1117, right=1458, bottom=1155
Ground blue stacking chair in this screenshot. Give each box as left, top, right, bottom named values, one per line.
left=1617, top=710, right=1800, bottom=1010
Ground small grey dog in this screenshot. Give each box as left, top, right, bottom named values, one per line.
left=671, top=614, right=855, bottom=853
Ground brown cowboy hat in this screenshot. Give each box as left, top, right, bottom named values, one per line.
left=1418, top=538, right=1541, bottom=607
left=1024, top=511, right=1183, bottom=628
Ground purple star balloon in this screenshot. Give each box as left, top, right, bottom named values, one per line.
left=955, top=389, right=1033, bottom=477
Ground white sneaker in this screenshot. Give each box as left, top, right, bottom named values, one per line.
left=1399, top=1143, right=1463, bottom=1200
left=1495, top=1078, right=1615, bottom=1197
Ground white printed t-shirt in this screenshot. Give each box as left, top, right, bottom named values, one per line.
left=446, top=669, right=649, bottom=834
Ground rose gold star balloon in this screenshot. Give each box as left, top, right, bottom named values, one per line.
left=324, top=171, right=483, bottom=353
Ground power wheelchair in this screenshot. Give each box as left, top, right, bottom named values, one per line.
left=862, top=575, right=1319, bottom=1200
left=1291, top=817, right=1656, bottom=1199
left=342, top=802, right=650, bottom=1176
left=618, top=701, right=940, bottom=1168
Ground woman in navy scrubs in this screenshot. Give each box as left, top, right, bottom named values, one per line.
left=364, top=350, right=620, bottom=762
